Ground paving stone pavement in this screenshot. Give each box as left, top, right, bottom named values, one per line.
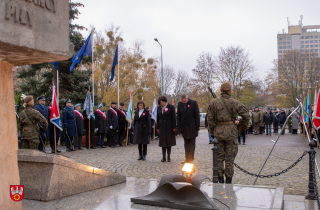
left=62, top=130, right=320, bottom=196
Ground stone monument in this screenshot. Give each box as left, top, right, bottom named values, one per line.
left=0, top=0, right=73, bottom=209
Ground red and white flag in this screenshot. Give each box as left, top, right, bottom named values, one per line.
left=50, top=86, right=63, bottom=131
left=313, top=89, right=320, bottom=130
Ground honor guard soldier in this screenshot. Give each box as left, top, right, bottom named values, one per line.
left=62, top=98, right=77, bottom=152
left=48, top=99, right=61, bottom=153
left=95, top=103, right=107, bottom=148
left=207, top=82, right=250, bottom=184
left=117, top=102, right=127, bottom=146
left=108, top=101, right=119, bottom=148
left=19, top=96, right=48, bottom=150
left=35, top=96, right=49, bottom=152
left=74, top=104, right=84, bottom=150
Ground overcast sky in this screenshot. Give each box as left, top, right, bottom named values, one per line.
left=74, top=0, right=320, bottom=80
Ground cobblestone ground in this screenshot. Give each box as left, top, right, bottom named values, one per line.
left=64, top=133, right=320, bottom=195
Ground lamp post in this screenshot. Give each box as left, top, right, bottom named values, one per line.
left=154, top=38, right=163, bottom=94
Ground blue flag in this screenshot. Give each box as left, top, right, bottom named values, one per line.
left=70, top=33, right=93, bottom=72
left=152, top=98, right=157, bottom=123
left=51, top=62, right=59, bottom=71
left=306, top=92, right=311, bottom=123
left=126, top=91, right=133, bottom=124
left=84, top=91, right=95, bottom=119
left=111, top=44, right=118, bottom=81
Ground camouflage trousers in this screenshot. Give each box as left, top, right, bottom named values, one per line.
left=21, top=139, right=40, bottom=150
left=217, top=139, right=238, bottom=178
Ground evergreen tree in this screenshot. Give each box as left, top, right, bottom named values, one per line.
left=17, top=2, right=92, bottom=109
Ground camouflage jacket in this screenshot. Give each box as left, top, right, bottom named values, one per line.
left=18, top=105, right=48, bottom=140
left=207, top=92, right=250, bottom=141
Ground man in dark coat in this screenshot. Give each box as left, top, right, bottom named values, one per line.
left=157, top=97, right=176, bottom=162
left=74, top=103, right=84, bottom=150
left=62, top=99, right=77, bottom=152
left=83, top=110, right=96, bottom=149
left=108, top=101, right=119, bottom=148
left=177, top=94, right=200, bottom=164
left=117, top=103, right=127, bottom=146
left=48, top=99, right=61, bottom=153
left=279, top=108, right=287, bottom=135
left=273, top=109, right=279, bottom=133
left=35, top=96, right=49, bottom=152
left=263, top=108, right=273, bottom=135
left=95, top=103, right=107, bottom=148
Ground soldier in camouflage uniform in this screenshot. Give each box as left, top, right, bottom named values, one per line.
left=18, top=95, right=48, bottom=150
left=207, top=82, right=250, bottom=184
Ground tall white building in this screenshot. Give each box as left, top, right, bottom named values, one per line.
left=277, top=16, right=320, bottom=59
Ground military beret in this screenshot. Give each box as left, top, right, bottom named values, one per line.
left=98, top=103, right=103, bottom=108
left=65, top=98, right=72, bottom=104
left=24, top=95, right=33, bottom=103
left=220, top=82, right=231, bottom=92
left=37, top=96, right=45, bottom=101
left=120, top=103, right=125, bottom=106
left=75, top=103, right=81, bottom=108
left=111, top=101, right=117, bottom=105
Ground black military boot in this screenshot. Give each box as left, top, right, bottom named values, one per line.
left=226, top=177, right=232, bottom=184
left=167, top=154, right=171, bottom=162
left=142, top=155, right=146, bottom=161
left=51, top=146, right=55, bottom=153
left=218, top=177, right=224, bottom=183
left=66, top=144, right=71, bottom=152
left=161, top=150, right=166, bottom=162
left=138, top=156, right=143, bottom=160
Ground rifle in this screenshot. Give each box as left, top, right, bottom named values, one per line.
left=208, top=86, right=217, bottom=99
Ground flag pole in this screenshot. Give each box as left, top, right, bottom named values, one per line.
left=118, top=43, right=120, bottom=106
left=92, top=31, right=94, bottom=106
left=126, top=123, right=129, bottom=146
left=89, top=89, right=91, bottom=149
left=54, top=126, right=56, bottom=153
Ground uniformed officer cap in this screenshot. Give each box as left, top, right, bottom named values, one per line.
left=120, top=103, right=125, bottom=106
left=111, top=101, right=117, bottom=105
left=98, top=103, right=103, bottom=108
left=65, top=98, right=72, bottom=104
left=220, top=82, right=231, bottom=92
left=37, top=96, right=45, bottom=101
left=75, top=103, right=81, bottom=108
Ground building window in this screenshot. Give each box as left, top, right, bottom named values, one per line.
left=306, top=49, right=310, bottom=52
left=311, top=49, right=314, bottom=52
left=279, top=55, right=283, bottom=58
left=279, top=42, right=282, bottom=45
left=301, top=36, right=304, bottom=39
left=306, top=41, right=309, bottom=43
left=301, top=49, right=305, bottom=52
left=287, top=37, right=291, bottom=40
left=283, top=42, right=286, bottom=45
left=316, top=40, right=319, bottom=43
left=301, top=41, right=304, bottom=44
left=278, top=38, right=282, bottom=41
left=311, top=40, right=314, bottom=43
left=279, top=51, right=282, bottom=53
left=311, top=45, right=314, bottom=48
left=283, top=50, right=287, bottom=53
left=316, top=45, right=319, bottom=47
left=279, top=46, right=282, bottom=49
left=310, top=36, right=314, bottom=39
left=287, top=46, right=291, bottom=49
left=301, top=45, right=305, bottom=48
left=306, top=45, right=309, bottom=48
left=287, top=42, right=291, bottom=44
left=306, top=36, right=309, bottom=39
left=316, top=49, right=319, bottom=52
left=283, top=46, right=287, bottom=49
left=315, top=53, right=319, bottom=56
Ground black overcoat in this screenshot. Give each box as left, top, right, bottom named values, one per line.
left=157, top=103, right=176, bottom=147
left=108, top=108, right=119, bottom=130
left=177, top=99, right=200, bottom=140
left=263, top=112, right=273, bottom=125
left=133, top=109, right=151, bottom=144
left=94, top=110, right=107, bottom=133
left=279, top=112, right=287, bottom=124
left=117, top=109, right=127, bottom=134
left=83, top=110, right=95, bottom=131
left=74, top=110, right=84, bottom=135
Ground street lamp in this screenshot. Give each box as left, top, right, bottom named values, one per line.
left=154, top=38, right=163, bottom=94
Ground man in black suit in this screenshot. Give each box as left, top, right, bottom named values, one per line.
left=117, top=103, right=127, bottom=146
left=177, top=94, right=200, bottom=164
left=108, top=101, right=119, bottom=148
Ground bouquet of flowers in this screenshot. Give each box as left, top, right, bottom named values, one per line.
left=236, top=116, right=250, bottom=133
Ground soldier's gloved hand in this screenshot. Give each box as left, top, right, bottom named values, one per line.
left=110, top=126, right=113, bottom=129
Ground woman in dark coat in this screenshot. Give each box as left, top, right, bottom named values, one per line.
left=157, top=96, right=176, bottom=162
left=133, top=101, right=151, bottom=161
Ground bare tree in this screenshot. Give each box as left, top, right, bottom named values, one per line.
left=215, top=46, right=255, bottom=99
left=173, top=70, right=191, bottom=104
left=157, top=65, right=176, bottom=95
